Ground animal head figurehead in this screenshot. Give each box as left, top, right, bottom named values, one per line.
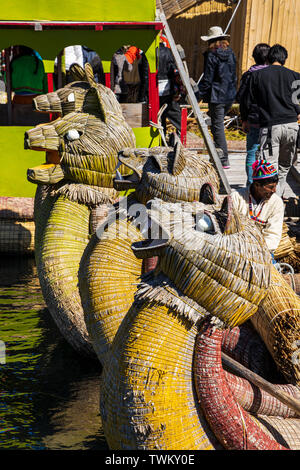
left=26, top=64, right=135, bottom=191
left=131, top=196, right=272, bottom=328
left=113, top=135, right=220, bottom=204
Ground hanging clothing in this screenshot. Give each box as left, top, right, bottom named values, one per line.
left=11, top=52, right=46, bottom=95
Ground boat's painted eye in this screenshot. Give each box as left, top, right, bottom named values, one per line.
left=196, top=213, right=214, bottom=232
left=67, top=92, right=75, bottom=102
left=65, top=129, right=81, bottom=141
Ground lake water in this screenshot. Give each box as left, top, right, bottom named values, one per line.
left=0, top=254, right=109, bottom=450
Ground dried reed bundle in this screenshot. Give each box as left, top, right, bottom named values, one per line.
left=251, top=265, right=300, bottom=386
left=34, top=192, right=94, bottom=356
left=254, top=415, right=300, bottom=449
left=100, top=300, right=221, bottom=450
left=26, top=68, right=136, bottom=356
left=221, top=323, right=279, bottom=381
left=79, top=196, right=145, bottom=365
left=194, top=321, right=288, bottom=450
left=274, top=222, right=300, bottom=270
left=34, top=63, right=123, bottom=118
left=79, top=144, right=222, bottom=365
left=0, top=219, right=35, bottom=253
left=283, top=272, right=300, bottom=295
left=133, top=198, right=272, bottom=328
left=115, top=142, right=221, bottom=205
left=51, top=182, right=118, bottom=207
left=0, top=196, right=34, bottom=220
left=225, top=370, right=300, bottom=418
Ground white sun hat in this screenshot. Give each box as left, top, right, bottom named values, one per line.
left=201, top=26, right=230, bottom=42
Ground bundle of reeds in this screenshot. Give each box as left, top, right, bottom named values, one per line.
left=116, top=142, right=221, bottom=205
left=26, top=69, right=137, bottom=356
left=100, top=299, right=221, bottom=450
left=133, top=198, right=272, bottom=328
left=79, top=142, right=221, bottom=366
left=194, top=320, right=299, bottom=450
left=34, top=191, right=94, bottom=356
left=0, top=196, right=35, bottom=254
left=251, top=265, right=300, bottom=386
left=34, top=63, right=123, bottom=118
left=79, top=196, right=145, bottom=365
left=274, top=222, right=300, bottom=270
left=221, top=323, right=279, bottom=381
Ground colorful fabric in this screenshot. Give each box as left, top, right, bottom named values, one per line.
left=252, top=159, right=278, bottom=180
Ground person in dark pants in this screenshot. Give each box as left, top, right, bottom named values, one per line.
left=198, top=26, right=237, bottom=168
left=157, top=38, right=181, bottom=137
left=236, top=43, right=270, bottom=185
left=245, top=44, right=300, bottom=196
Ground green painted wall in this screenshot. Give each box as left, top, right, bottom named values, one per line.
left=0, top=126, right=160, bottom=197
left=0, top=0, right=156, bottom=22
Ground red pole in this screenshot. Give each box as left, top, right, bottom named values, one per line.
left=180, top=106, right=187, bottom=146
left=148, top=71, right=159, bottom=124
left=105, top=73, right=111, bottom=89
left=47, top=73, right=54, bottom=121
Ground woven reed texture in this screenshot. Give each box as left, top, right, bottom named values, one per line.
left=79, top=146, right=221, bottom=365
left=0, top=196, right=34, bottom=220
left=27, top=63, right=136, bottom=189
left=283, top=273, right=300, bottom=296
left=100, top=301, right=220, bottom=450
left=116, top=145, right=220, bottom=205
left=251, top=266, right=300, bottom=386
left=34, top=63, right=123, bottom=118
left=145, top=199, right=272, bottom=328
left=225, top=370, right=300, bottom=418
left=79, top=212, right=144, bottom=365
left=34, top=193, right=94, bottom=356
left=274, top=222, right=300, bottom=270
left=26, top=111, right=135, bottom=188
left=0, top=219, right=35, bottom=253
left=221, top=324, right=279, bottom=381
left=193, top=321, right=288, bottom=450
left=27, top=67, right=137, bottom=356
left=254, top=415, right=300, bottom=450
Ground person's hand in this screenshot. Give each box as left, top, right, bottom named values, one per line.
left=242, top=121, right=250, bottom=133
left=297, top=114, right=300, bottom=122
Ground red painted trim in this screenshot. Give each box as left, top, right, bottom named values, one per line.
left=180, top=107, right=187, bottom=146
left=0, top=21, right=164, bottom=30
left=47, top=73, right=54, bottom=121
left=148, top=71, right=159, bottom=124
left=194, top=321, right=288, bottom=451
left=105, top=73, right=111, bottom=89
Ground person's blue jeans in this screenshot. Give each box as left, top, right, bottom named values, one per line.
left=246, top=126, right=260, bottom=185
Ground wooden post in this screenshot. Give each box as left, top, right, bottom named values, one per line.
left=4, top=47, right=12, bottom=125
left=180, top=105, right=187, bottom=146
left=222, top=352, right=300, bottom=417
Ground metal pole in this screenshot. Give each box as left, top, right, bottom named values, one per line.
left=159, top=11, right=232, bottom=195
left=4, top=47, right=12, bottom=125
left=224, top=0, right=243, bottom=33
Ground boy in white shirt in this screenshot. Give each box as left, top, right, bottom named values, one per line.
left=231, top=160, right=284, bottom=259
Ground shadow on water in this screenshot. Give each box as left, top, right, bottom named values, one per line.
left=0, top=254, right=108, bottom=450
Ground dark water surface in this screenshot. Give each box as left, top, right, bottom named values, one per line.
left=0, top=255, right=108, bottom=450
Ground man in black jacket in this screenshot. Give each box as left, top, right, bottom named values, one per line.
left=236, top=43, right=270, bottom=185
left=246, top=44, right=300, bottom=196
